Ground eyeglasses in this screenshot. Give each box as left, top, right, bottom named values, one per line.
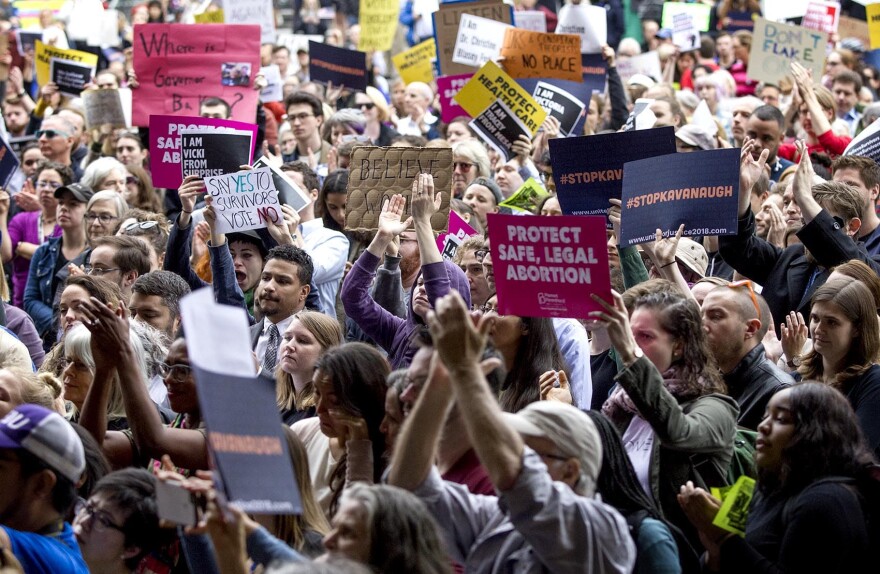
left=453, top=161, right=474, bottom=171
left=83, top=266, right=120, bottom=276
left=35, top=129, right=69, bottom=139
left=123, top=220, right=159, bottom=234
left=125, top=176, right=140, bottom=186
left=288, top=112, right=314, bottom=123
left=23, top=159, right=41, bottom=166
left=85, top=213, right=119, bottom=224
left=35, top=180, right=62, bottom=190
left=535, top=451, right=571, bottom=463
left=727, top=280, right=761, bottom=322
left=479, top=303, right=499, bottom=314
left=158, top=361, right=192, bottom=381
left=358, top=102, right=375, bottom=110
left=79, top=501, right=125, bottom=533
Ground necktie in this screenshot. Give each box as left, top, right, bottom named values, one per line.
left=262, top=323, right=280, bottom=374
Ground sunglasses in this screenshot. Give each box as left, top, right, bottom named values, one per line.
left=727, top=280, right=761, bottom=322
left=358, top=102, right=376, bottom=110
left=123, top=220, right=159, bottom=235
left=35, top=129, right=70, bottom=139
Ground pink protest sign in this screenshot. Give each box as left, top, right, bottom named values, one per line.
left=437, top=209, right=479, bottom=259
left=437, top=74, right=472, bottom=123
left=149, top=115, right=258, bottom=188
left=487, top=213, right=611, bottom=318
left=132, top=24, right=260, bottom=126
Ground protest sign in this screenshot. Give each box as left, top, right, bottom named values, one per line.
left=759, top=0, right=810, bottom=22
left=437, top=210, right=479, bottom=260
left=514, top=10, right=546, bottom=33
left=870, top=4, right=880, bottom=50
left=500, top=177, right=548, bottom=213
left=0, top=137, right=20, bottom=189
left=259, top=64, right=283, bottom=102
left=96, top=9, right=121, bottom=47
left=454, top=61, right=547, bottom=135
left=549, top=127, right=676, bottom=226
left=712, top=476, right=755, bottom=537
left=802, top=1, right=840, bottom=35
left=469, top=99, right=531, bottom=161
left=392, top=39, right=436, bottom=85
left=843, top=117, right=880, bottom=161
left=453, top=14, right=512, bottom=69
left=181, top=288, right=301, bottom=515
left=500, top=29, right=582, bottom=82
left=275, top=32, right=323, bottom=56
left=35, top=41, right=98, bottom=87
left=434, top=0, right=514, bottom=76
left=204, top=167, right=281, bottom=233
left=194, top=10, right=225, bottom=24
left=623, top=98, right=655, bottom=132
left=748, top=18, right=826, bottom=85
left=82, top=89, right=127, bottom=129
left=556, top=3, right=606, bottom=54
left=672, top=12, right=700, bottom=52
left=253, top=156, right=313, bottom=212
left=487, top=213, right=611, bottom=318
left=358, top=0, right=399, bottom=52
left=581, top=53, right=608, bottom=94
left=16, top=30, right=40, bottom=55
left=437, top=74, right=472, bottom=123
left=839, top=15, right=870, bottom=49
left=223, top=0, right=275, bottom=43
left=616, top=51, right=662, bottom=85
left=49, top=58, right=94, bottom=97
left=530, top=81, right=586, bottom=136
left=518, top=77, right=589, bottom=135
left=132, top=24, right=260, bottom=126
left=308, top=40, right=368, bottom=91
left=346, top=147, right=452, bottom=232
left=179, top=129, right=254, bottom=181
left=149, top=115, right=258, bottom=188
left=661, top=2, right=711, bottom=32
left=619, top=148, right=740, bottom=247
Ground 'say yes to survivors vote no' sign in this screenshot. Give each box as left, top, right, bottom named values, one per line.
left=204, top=167, right=281, bottom=234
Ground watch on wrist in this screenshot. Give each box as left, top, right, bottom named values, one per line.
left=787, top=355, right=802, bottom=369
left=624, top=347, right=644, bottom=367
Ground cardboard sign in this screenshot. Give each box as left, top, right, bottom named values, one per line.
left=838, top=15, right=870, bottom=49
left=392, top=39, right=437, bottom=85
left=358, top=0, right=400, bottom=52
left=181, top=288, right=302, bottom=515
left=487, top=213, right=611, bottom=318
left=802, top=1, right=840, bottom=35
left=35, top=41, right=98, bottom=87
left=748, top=18, right=827, bottom=85
left=870, top=4, right=880, bottom=50
left=437, top=74, right=473, bottom=123
left=843, top=117, right=880, bottom=161
left=49, top=58, right=94, bottom=97
left=179, top=129, right=254, bottom=180
left=514, top=10, right=546, bottom=33
left=194, top=9, right=225, bottom=24
left=132, top=24, right=260, bottom=126
left=581, top=53, right=608, bottom=94
left=454, top=61, right=547, bottom=135
left=308, top=40, right=368, bottom=91
left=252, top=156, right=313, bottom=211
left=345, top=146, right=452, bottom=232
left=437, top=210, right=479, bottom=260
left=469, top=99, right=530, bottom=161
left=619, top=148, right=740, bottom=247
left=499, top=177, right=548, bottom=213
left=661, top=2, right=712, bottom=32
left=149, top=115, right=258, bottom=188
left=530, top=80, right=587, bottom=136
left=205, top=167, right=281, bottom=233
left=0, top=137, right=20, bottom=189
left=223, top=0, right=275, bottom=43
left=672, top=12, right=700, bottom=52
left=549, top=127, right=676, bottom=226
left=500, top=29, right=582, bottom=82
left=82, top=89, right=127, bottom=128
left=556, top=3, right=606, bottom=54
left=712, top=476, right=755, bottom=537
left=259, top=64, right=283, bottom=102
left=617, top=51, right=662, bottom=85
left=453, top=14, right=512, bottom=68
left=434, top=0, right=514, bottom=76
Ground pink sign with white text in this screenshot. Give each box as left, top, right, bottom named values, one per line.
left=487, top=213, right=611, bottom=318
left=437, top=209, right=479, bottom=259
left=437, top=74, right=473, bottom=123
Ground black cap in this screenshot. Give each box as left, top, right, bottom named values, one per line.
left=227, top=230, right=269, bottom=258
left=54, top=183, right=95, bottom=203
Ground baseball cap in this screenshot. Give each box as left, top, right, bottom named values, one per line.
left=54, top=182, right=95, bottom=203
left=675, top=237, right=708, bottom=277
left=0, top=404, right=85, bottom=484
left=227, top=230, right=269, bottom=257
left=503, top=401, right=602, bottom=497
left=675, top=124, right=717, bottom=151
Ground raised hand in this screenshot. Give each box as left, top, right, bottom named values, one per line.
left=539, top=370, right=572, bottom=404
left=410, top=173, right=441, bottom=224
left=331, top=409, right=369, bottom=445
left=780, top=311, right=808, bottom=366
left=376, top=193, right=413, bottom=238
left=643, top=224, right=684, bottom=268
left=178, top=175, right=205, bottom=217
left=428, top=292, right=493, bottom=374
left=589, top=290, right=639, bottom=365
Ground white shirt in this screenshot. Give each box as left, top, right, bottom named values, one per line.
left=553, top=318, right=593, bottom=409
left=300, top=219, right=349, bottom=319
left=254, top=314, right=295, bottom=366
left=396, top=110, right=438, bottom=136
left=291, top=416, right=336, bottom=516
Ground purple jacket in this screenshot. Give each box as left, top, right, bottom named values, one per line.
left=341, top=251, right=471, bottom=369
left=8, top=211, right=61, bottom=307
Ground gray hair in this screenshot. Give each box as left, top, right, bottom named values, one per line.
left=129, top=320, right=170, bottom=379
left=87, top=189, right=129, bottom=217
left=81, top=157, right=127, bottom=191
left=453, top=140, right=491, bottom=179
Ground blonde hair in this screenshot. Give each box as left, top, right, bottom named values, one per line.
left=276, top=311, right=343, bottom=413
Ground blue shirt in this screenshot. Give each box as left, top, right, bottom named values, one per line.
left=3, top=523, right=89, bottom=573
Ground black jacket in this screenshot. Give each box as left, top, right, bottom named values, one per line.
left=723, top=343, right=792, bottom=430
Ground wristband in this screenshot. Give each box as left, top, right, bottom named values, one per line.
left=181, top=208, right=193, bottom=214
left=17, top=91, right=25, bottom=98
left=660, top=260, right=677, bottom=268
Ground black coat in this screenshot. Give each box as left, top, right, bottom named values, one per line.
left=723, top=344, right=793, bottom=430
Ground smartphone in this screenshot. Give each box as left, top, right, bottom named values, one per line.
left=155, top=481, right=201, bottom=527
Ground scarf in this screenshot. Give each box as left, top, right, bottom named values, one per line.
left=602, top=366, right=702, bottom=420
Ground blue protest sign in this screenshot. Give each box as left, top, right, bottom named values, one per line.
left=0, top=137, right=20, bottom=189
left=581, top=53, right=607, bottom=94
left=308, top=40, right=368, bottom=91
left=549, top=127, right=676, bottom=227
left=619, top=148, right=741, bottom=247
left=516, top=77, right=591, bottom=136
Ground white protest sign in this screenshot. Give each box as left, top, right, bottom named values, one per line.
left=514, top=10, right=546, bottom=33
left=557, top=3, right=606, bottom=54
left=259, top=65, right=283, bottom=102
left=760, top=0, right=810, bottom=22
left=452, top=14, right=512, bottom=68
left=223, top=0, right=276, bottom=43
left=617, top=51, right=662, bottom=84
left=672, top=12, right=700, bottom=52
left=205, top=167, right=281, bottom=233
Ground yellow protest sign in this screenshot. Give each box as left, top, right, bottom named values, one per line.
left=194, top=10, right=225, bottom=24
left=712, top=476, right=755, bottom=537
left=454, top=61, right=547, bottom=135
left=35, top=41, right=98, bottom=87
left=392, top=39, right=436, bottom=85
left=869, top=4, right=880, bottom=50
left=358, top=0, right=399, bottom=52
left=500, top=177, right=548, bottom=213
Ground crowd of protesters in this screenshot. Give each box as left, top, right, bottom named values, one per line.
left=0, top=0, right=879, bottom=573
